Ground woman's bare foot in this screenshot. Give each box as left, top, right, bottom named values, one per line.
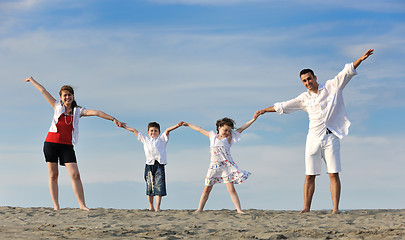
left=80, top=206, right=90, bottom=211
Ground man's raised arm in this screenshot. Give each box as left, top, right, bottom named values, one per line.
left=353, top=49, right=374, bottom=69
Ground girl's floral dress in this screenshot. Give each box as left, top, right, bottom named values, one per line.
left=205, top=130, right=251, bottom=186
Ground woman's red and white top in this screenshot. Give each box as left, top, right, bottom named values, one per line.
left=45, top=114, right=74, bottom=145
left=47, top=100, right=86, bottom=145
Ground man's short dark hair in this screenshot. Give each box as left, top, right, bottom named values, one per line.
left=300, top=69, right=315, bottom=77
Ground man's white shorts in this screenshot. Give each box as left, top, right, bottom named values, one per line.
left=305, top=133, right=341, bottom=175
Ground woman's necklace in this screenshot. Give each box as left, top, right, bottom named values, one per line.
left=64, top=113, right=73, bottom=125
left=64, top=108, right=73, bottom=125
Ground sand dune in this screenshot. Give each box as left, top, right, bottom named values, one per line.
left=0, top=207, right=404, bottom=239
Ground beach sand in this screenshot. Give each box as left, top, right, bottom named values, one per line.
left=0, top=207, right=404, bottom=239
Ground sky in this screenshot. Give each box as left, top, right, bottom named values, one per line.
left=1, top=0, right=404, bottom=211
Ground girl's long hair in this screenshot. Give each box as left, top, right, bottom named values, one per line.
left=216, top=117, right=235, bottom=133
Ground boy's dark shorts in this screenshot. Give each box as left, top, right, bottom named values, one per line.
left=144, top=160, right=167, bottom=196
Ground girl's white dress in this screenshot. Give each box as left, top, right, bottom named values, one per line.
left=205, top=130, right=251, bottom=186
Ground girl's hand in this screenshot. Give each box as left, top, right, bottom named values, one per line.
left=181, top=122, right=189, bottom=127
left=177, top=121, right=185, bottom=127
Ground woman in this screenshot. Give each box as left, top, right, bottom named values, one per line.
left=25, top=76, right=125, bottom=210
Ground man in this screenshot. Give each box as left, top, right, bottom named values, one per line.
left=255, top=49, right=374, bottom=214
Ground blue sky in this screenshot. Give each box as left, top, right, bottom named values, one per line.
left=1, top=0, right=404, bottom=211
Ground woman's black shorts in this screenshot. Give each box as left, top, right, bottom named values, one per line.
left=43, top=142, right=77, bottom=166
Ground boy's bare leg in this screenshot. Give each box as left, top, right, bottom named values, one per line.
left=155, top=196, right=162, bottom=212
left=148, top=196, right=155, bottom=211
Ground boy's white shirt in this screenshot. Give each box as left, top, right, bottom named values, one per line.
left=137, top=132, right=169, bottom=165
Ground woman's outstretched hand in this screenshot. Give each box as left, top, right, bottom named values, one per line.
left=24, top=76, right=34, bottom=82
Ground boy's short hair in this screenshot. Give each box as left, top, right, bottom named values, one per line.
left=148, top=122, right=161, bottom=132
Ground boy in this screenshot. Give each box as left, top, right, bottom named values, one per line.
left=122, top=121, right=183, bottom=211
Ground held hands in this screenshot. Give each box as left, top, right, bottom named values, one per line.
left=254, top=109, right=266, bottom=119
left=113, top=118, right=126, bottom=128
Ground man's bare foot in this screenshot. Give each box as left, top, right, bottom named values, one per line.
left=299, top=209, right=310, bottom=214
left=149, top=208, right=155, bottom=211
left=237, top=210, right=245, bottom=214
left=332, top=210, right=340, bottom=214
left=194, top=209, right=203, bottom=213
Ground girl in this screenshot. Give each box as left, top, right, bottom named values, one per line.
left=24, top=76, right=125, bottom=210
left=182, top=116, right=257, bottom=213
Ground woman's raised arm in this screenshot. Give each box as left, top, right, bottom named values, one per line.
left=24, top=76, right=56, bottom=108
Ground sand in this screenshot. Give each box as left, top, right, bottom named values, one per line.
left=0, top=207, right=404, bottom=239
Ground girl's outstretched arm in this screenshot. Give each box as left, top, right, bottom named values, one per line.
left=82, top=109, right=126, bottom=128
left=24, top=76, right=56, bottom=108
left=121, top=125, right=139, bottom=138
left=165, top=121, right=184, bottom=136
left=182, top=122, right=209, bottom=137
left=236, top=115, right=258, bottom=133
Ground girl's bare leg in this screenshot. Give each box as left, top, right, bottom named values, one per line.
left=226, top=182, right=244, bottom=214
left=65, top=163, right=89, bottom=211
left=195, top=186, right=213, bottom=212
left=47, top=162, right=60, bottom=210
